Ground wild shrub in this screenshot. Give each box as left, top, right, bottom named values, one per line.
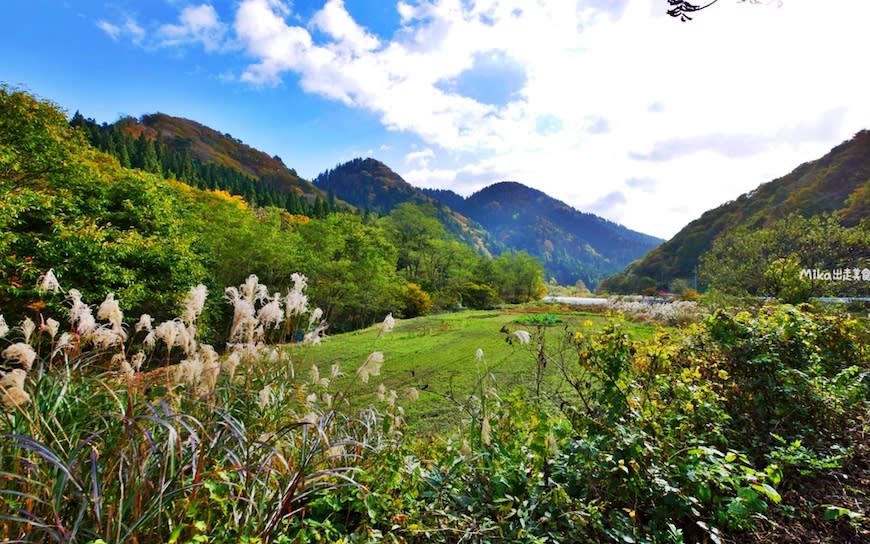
left=2, top=269, right=866, bottom=543
left=0, top=271, right=407, bottom=543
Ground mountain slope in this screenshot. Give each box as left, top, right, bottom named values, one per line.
left=314, top=158, right=496, bottom=255
left=73, top=111, right=333, bottom=208
left=314, top=157, right=431, bottom=213
left=425, top=182, right=663, bottom=287
left=138, top=113, right=323, bottom=198
left=622, top=129, right=870, bottom=288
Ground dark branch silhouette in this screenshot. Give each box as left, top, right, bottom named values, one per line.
left=667, top=0, right=783, bottom=22
left=666, top=0, right=720, bottom=21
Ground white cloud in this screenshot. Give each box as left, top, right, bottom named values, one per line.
left=144, top=0, right=870, bottom=238
left=124, top=17, right=146, bottom=44
left=310, top=0, right=379, bottom=53
left=96, top=16, right=145, bottom=45
left=96, top=20, right=120, bottom=41
left=404, top=148, right=435, bottom=168
left=158, top=4, right=228, bottom=51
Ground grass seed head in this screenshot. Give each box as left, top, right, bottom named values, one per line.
left=379, top=313, right=396, bottom=334
left=135, top=314, right=153, bottom=333
left=359, top=352, right=384, bottom=383
left=513, top=330, right=531, bottom=345
left=182, top=284, right=208, bottom=324
left=43, top=317, right=60, bottom=339
left=21, top=317, right=36, bottom=343
left=2, top=343, right=37, bottom=371
left=36, top=268, right=62, bottom=293
left=0, top=369, right=30, bottom=409
left=97, top=292, right=124, bottom=331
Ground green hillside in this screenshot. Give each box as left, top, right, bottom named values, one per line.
left=607, top=130, right=870, bottom=291
left=314, top=157, right=496, bottom=256
left=71, top=111, right=340, bottom=215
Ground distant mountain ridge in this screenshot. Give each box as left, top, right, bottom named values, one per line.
left=618, top=129, right=870, bottom=288
left=315, top=158, right=663, bottom=287
left=314, top=157, right=496, bottom=255
left=423, top=182, right=663, bottom=287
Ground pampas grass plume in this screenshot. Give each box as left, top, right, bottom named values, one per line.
left=2, top=343, right=37, bottom=371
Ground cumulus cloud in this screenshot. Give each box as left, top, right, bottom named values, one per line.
left=405, top=148, right=435, bottom=168
left=585, top=116, right=610, bottom=135
left=158, top=4, right=228, bottom=51
left=630, top=108, right=847, bottom=162
left=114, top=0, right=870, bottom=238
left=310, top=0, right=380, bottom=53
left=233, top=0, right=505, bottom=151
left=626, top=177, right=657, bottom=192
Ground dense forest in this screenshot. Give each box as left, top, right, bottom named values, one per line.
left=0, top=86, right=546, bottom=340
left=70, top=112, right=340, bottom=217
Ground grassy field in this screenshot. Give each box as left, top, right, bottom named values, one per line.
left=288, top=304, right=659, bottom=432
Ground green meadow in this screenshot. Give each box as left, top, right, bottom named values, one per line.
left=291, top=306, right=659, bottom=432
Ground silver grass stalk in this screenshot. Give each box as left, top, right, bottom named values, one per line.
left=68, top=289, right=97, bottom=336
left=2, top=343, right=37, bottom=371
left=198, top=344, right=220, bottom=393
left=258, top=384, right=272, bottom=409
left=0, top=369, right=30, bottom=409
left=307, top=307, right=323, bottom=329
left=379, top=313, right=396, bottom=334
left=52, top=333, right=73, bottom=359
left=91, top=326, right=125, bottom=350
left=130, top=351, right=146, bottom=372
left=358, top=351, right=384, bottom=384
left=21, top=317, right=36, bottom=344
left=36, top=268, right=62, bottom=293
left=257, top=292, right=283, bottom=329
left=134, top=314, right=153, bottom=333
left=97, top=292, right=124, bottom=332
left=513, top=330, right=531, bottom=344
left=43, top=317, right=60, bottom=339
left=113, top=353, right=134, bottom=377
left=222, top=351, right=240, bottom=382
left=285, top=273, right=309, bottom=317
left=181, top=284, right=208, bottom=324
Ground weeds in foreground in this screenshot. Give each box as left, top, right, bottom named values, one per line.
left=1, top=272, right=868, bottom=542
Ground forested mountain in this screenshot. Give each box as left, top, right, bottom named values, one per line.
left=603, top=130, right=870, bottom=292
left=316, top=161, right=662, bottom=288
left=314, top=158, right=496, bottom=256
left=423, top=183, right=664, bottom=288
left=314, top=157, right=431, bottom=213
left=71, top=112, right=340, bottom=216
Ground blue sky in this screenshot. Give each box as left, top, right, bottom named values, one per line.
left=2, top=0, right=869, bottom=239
